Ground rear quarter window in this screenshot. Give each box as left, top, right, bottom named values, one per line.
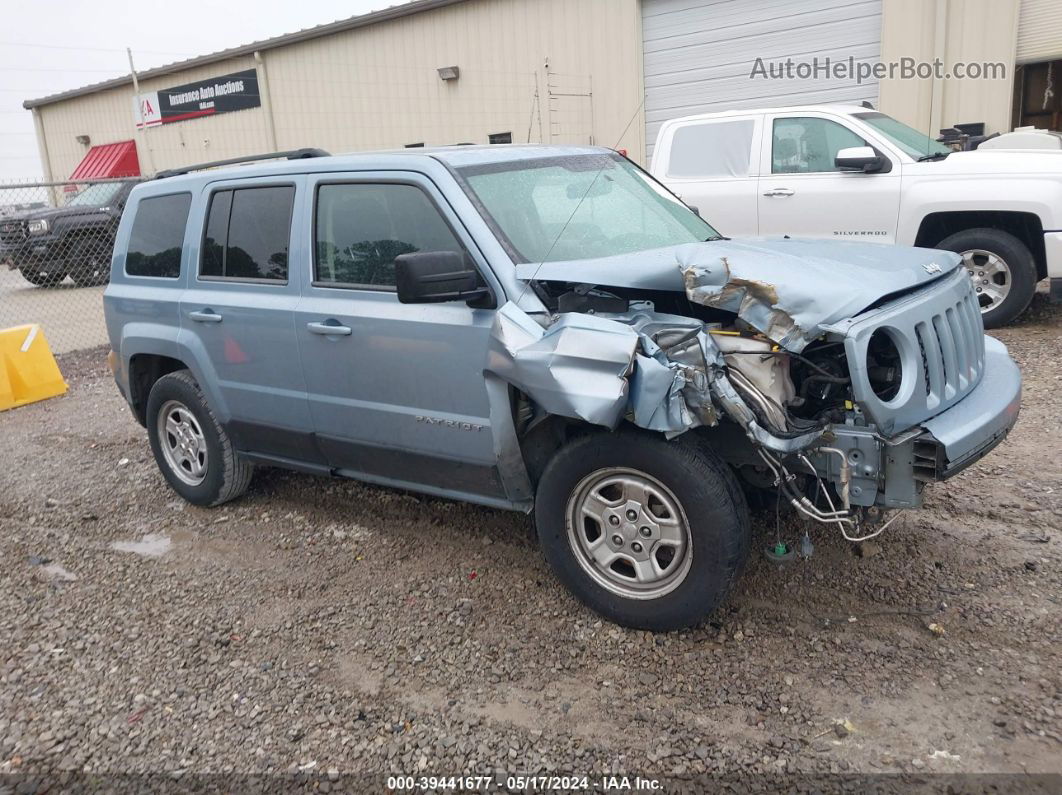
left=125, top=193, right=192, bottom=278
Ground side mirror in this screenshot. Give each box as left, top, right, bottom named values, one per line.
left=835, top=145, right=885, bottom=173
left=395, top=250, right=494, bottom=307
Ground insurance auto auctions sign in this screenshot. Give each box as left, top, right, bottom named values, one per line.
left=133, top=68, right=261, bottom=127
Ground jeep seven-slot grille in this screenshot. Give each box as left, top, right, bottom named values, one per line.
left=912, top=287, right=985, bottom=408
left=848, top=269, right=987, bottom=435
left=0, top=220, right=26, bottom=246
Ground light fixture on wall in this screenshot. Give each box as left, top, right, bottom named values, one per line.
left=75, top=134, right=91, bottom=146
left=437, top=65, right=460, bottom=81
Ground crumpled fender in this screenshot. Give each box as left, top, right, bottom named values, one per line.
left=486, top=301, right=828, bottom=452
left=485, top=302, right=719, bottom=436
left=486, top=302, right=639, bottom=428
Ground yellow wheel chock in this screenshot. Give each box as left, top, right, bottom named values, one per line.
left=0, top=324, right=68, bottom=411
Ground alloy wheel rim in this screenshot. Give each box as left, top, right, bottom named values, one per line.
left=565, top=467, right=693, bottom=600
left=960, top=248, right=1011, bottom=313
left=157, top=399, right=208, bottom=486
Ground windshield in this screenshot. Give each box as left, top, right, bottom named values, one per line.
left=854, top=112, right=952, bottom=159
left=457, top=153, right=718, bottom=263
left=66, top=182, right=123, bottom=207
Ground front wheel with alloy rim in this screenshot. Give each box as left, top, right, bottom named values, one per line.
left=535, top=432, right=749, bottom=631
left=936, top=228, right=1037, bottom=329
left=145, top=370, right=253, bottom=506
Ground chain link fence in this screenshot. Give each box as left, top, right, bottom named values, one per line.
left=0, top=178, right=138, bottom=354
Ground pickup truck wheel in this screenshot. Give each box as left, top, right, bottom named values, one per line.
left=18, top=265, right=66, bottom=287
left=69, top=239, right=111, bottom=287
left=146, top=370, right=253, bottom=507
left=936, top=228, right=1037, bottom=328
left=535, top=432, right=749, bottom=631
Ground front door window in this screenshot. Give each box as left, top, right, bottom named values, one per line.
left=772, top=117, right=868, bottom=174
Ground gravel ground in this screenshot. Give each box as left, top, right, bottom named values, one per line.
left=0, top=294, right=1059, bottom=791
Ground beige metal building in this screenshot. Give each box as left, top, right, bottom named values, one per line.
left=23, top=0, right=1062, bottom=181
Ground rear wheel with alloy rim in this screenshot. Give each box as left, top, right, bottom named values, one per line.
left=536, top=431, right=749, bottom=631
left=156, top=399, right=208, bottom=486
left=146, top=370, right=253, bottom=506
left=936, top=228, right=1037, bottom=329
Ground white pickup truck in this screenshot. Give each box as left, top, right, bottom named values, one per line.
left=649, top=105, right=1062, bottom=328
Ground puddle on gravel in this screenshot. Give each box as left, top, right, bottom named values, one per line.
left=35, top=562, right=78, bottom=582
left=110, top=533, right=172, bottom=558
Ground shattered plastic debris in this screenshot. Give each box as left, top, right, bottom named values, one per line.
left=929, top=749, right=961, bottom=761
left=834, top=718, right=857, bottom=738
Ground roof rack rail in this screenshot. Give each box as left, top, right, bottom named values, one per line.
left=155, top=148, right=330, bottom=179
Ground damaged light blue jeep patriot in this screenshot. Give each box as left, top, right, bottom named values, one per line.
left=104, top=146, right=1021, bottom=631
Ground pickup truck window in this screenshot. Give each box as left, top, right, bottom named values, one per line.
left=772, top=117, right=866, bottom=174
left=200, top=186, right=294, bottom=283
left=667, top=119, right=755, bottom=178
left=125, top=193, right=192, bottom=279
left=458, top=153, right=717, bottom=263
left=853, top=111, right=952, bottom=159
left=314, top=183, right=464, bottom=289
left=67, top=182, right=123, bottom=207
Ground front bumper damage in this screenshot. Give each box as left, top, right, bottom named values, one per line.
left=489, top=243, right=1021, bottom=530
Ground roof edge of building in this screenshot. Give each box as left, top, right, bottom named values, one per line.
left=23, top=0, right=466, bottom=110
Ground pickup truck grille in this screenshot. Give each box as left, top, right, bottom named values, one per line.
left=842, top=268, right=986, bottom=436
left=913, top=286, right=985, bottom=407
left=0, top=220, right=26, bottom=246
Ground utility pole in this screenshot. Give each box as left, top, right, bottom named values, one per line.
left=127, top=48, right=156, bottom=175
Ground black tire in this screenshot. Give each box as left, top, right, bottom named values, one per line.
left=18, top=265, right=66, bottom=287
left=936, top=228, right=1037, bottom=329
left=535, top=431, right=750, bottom=631
left=69, top=238, right=111, bottom=287
left=145, top=370, right=253, bottom=507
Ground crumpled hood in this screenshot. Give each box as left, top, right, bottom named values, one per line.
left=516, top=238, right=961, bottom=350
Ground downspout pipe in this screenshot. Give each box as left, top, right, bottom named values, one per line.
left=30, top=108, right=57, bottom=204
left=254, top=51, right=279, bottom=151
left=929, top=0, right=948, bottom=137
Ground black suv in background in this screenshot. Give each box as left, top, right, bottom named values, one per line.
left=1, top=179, right=139, bottom=287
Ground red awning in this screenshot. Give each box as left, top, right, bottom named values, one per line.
left=69, top=140, right=141, bottom=180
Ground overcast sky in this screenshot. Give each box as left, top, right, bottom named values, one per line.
left=0, top=0, right=394, bottom=180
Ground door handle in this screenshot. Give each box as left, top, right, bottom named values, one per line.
left=188, top=309, right=223, bottom=323
left=307, top=320, right=352, bottom=336
left=763, top=187, right=795, bottom=197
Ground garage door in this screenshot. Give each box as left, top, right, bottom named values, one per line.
left=642, top=0, right=882, bottom=158
left=1017, top=0, right=1062, bottom=63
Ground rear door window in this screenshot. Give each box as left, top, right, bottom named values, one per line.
left=125, top=193, right=191, bottom=278
left=667, top=120, right=756, bottom=178
left=200, top=185, right=294, bottom=282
